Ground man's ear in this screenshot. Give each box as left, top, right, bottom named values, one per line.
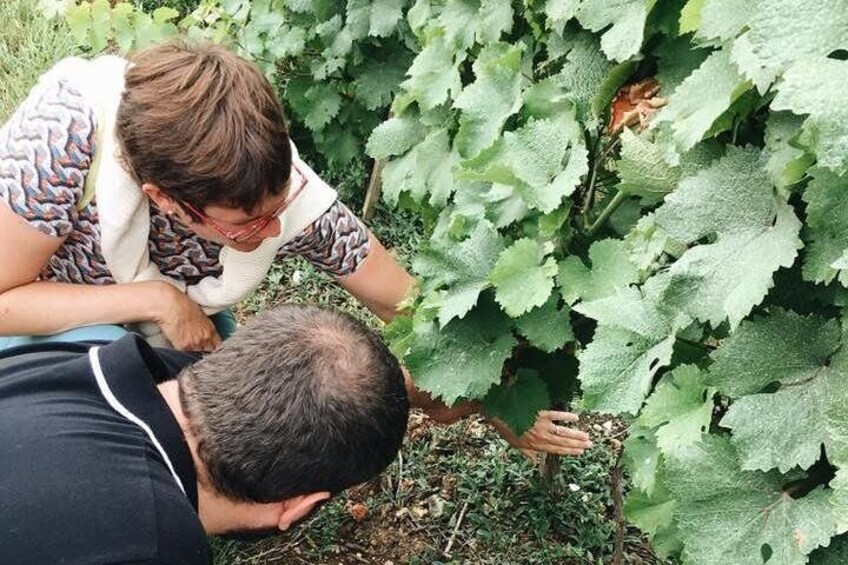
left=141, top=183, right=178, bottom=215
left=277, top=492, right=331, bottom=531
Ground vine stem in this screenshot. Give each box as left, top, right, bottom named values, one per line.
left=580, top=137, right=621, bottom=221
left=611, top=449, right=625, bottom=565
left=587, top=190, right=627, bottom=237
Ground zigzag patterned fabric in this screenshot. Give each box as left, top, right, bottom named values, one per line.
left=277, top=200, right=371, bottom=277
left=0, top=75, right=371, bottom=286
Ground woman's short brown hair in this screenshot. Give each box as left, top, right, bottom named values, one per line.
left=116, top=40, right=291, bottom=212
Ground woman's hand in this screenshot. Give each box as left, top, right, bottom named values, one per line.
left=153, top=283, right=222, bottom=352
left=491, top=410, right=593, bottom=461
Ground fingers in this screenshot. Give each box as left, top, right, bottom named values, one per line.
left=538, top=410, right=579, bottom=424
left=520, top=448, right=540, bottom=464
left=548, top=446, right=591, bottom=456
left=548, top=426, right=592, bottom=444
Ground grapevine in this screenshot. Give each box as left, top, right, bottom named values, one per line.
left=57, top=0, right=848, bottom=562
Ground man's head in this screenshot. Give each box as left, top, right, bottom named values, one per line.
left=176, top=304, right=409, bottom=530
left=117, top=40, right=292, bottom=251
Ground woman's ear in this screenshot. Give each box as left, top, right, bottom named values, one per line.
left=141, top=183, right=177, bottom=215
left=277, top=491, right=331, bottom=531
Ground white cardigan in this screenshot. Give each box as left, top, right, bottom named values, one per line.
left=42, top=56, right=338, bottom=345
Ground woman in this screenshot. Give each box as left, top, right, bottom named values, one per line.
left=0, top=41, right=590, bottom=457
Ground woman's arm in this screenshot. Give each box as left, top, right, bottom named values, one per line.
left=338, top=232, right=592, bottom=458
left=0, top=204, right=220, bottom=350
left=334, top=233, right=414, bottom=322
left=0, top=204, right=167, bottom=333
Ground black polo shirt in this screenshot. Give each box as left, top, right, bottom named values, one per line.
left=0, top=335, right=211, bottom=564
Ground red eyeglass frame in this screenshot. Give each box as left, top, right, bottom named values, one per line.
left=179, top=163, right=307, bottom=243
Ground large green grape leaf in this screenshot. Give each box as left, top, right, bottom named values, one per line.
left=412, top=220, right=504, bottom=327
left=405, top=299, right=517, bottom=405
left=623, top=426, right=662, bottom=495
left=458, top=116, right=585, bottom=213
left=292, top=82, right=342, bottom=131
left=476, top=0, right=514, bottom=44
left=688, top=0, right=758, bottom=43
left=625, top=485, right=677, bottom=542
left=435, top=0, right=514, bottom=51
left=662, top=436, right=837, bottom=565
left=653, top=36, right=711, bottom=94
left=453, top=42, right=524, bottom=159
left=521, top=78, right=575, bottom=121
left=88, top=0, right=111, bottom=53
left=367, top=0, right=403, bottom=37
left=366, top=115, right=427, bottom=159
left=809, top=531, right=848, bottom=563
left=447, top=181, right=529, bottom=230
left=764, top=111, right=815, bottom=190
left=574, top=277, right=683, bottom=414
left=709, top=309, right=841, bottom=398
left=616, top=129, right=723, bottom=204
left=730, top=0, right=848, bottom=93
left=352, top=51, right=414, bottom=110
left=772, top=58, right=848, bottom=175
left=489, top=239, right=558, bottom=317
left=110, top=2, right=135, bottom=53
left=653, top=48, right=751, bottom=157
left=381, top=129, right=458, bottom=207
left=655, top=146, right=803, bottom=329
left=707, top=309, right=848, bottom=472
left=624, top=214, right=670, bottom=273
left=638, top=365, right=714, bottom=458
left=400, top=32, right=462, bottom=111
left=661, top=204, right=801, bottom=329
left=557, top=239, right=639, bottom=305
left=483, top=368, right=551, bottom=435
left=514, top=294, right=574, bottom=353
left=831, top=471, right=848, bottom=535
left=546, top=0, right=657, bottom=62
left=436, top=0, right=478, bottom=51
left=802, top=169, right=848, bottom=286
left=549, top=31, right=635, bottom=121
left=829, top=355, right=848, bottom=468
left=616, top=128, right=681, bottom=204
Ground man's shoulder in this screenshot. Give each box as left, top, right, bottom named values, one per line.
left=0, top=336, right=209, bottom=564
left=0, top=438, right=209, bottom=564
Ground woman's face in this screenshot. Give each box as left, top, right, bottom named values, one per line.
left=143, top=166, right=306, bottom=253
left=178, top=192, right=289, bottom=252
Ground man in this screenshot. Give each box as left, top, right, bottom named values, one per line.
left=0, top=304, right=409, bottom=564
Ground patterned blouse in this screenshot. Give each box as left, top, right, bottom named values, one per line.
left=0, top=75, right=371, bottom=287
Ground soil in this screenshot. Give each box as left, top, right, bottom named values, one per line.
left=217, top=412, right=665, bottom=565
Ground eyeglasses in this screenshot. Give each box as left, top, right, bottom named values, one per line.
left=179, top=164, right=307, bottom=243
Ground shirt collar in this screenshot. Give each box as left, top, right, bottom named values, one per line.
left=89, top=334, right=199, bottom=509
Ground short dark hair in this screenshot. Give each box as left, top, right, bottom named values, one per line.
left=116, top=40, right=291, bottom=213
left=178, top=304, right=409, bottom=502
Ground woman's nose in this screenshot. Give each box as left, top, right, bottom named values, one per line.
left=258, top=218, right=281, bottom=240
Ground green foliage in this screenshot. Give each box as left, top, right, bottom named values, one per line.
left=61, top=0, right=848, bottom=560
left=366, top=1, right=848, bottom=563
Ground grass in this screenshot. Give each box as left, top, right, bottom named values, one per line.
left=0, top=0, right=79, bottom=121
left=210, top=413, right=664, bottom=564
left=2, top=3, right=667, bottom=563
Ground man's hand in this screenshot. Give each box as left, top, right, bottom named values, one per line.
left=489, top=410, right=592, bottom=461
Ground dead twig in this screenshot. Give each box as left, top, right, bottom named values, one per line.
left=443, top=501, right=469, bottom=557
left=362, top=158, right=386, bottom=221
